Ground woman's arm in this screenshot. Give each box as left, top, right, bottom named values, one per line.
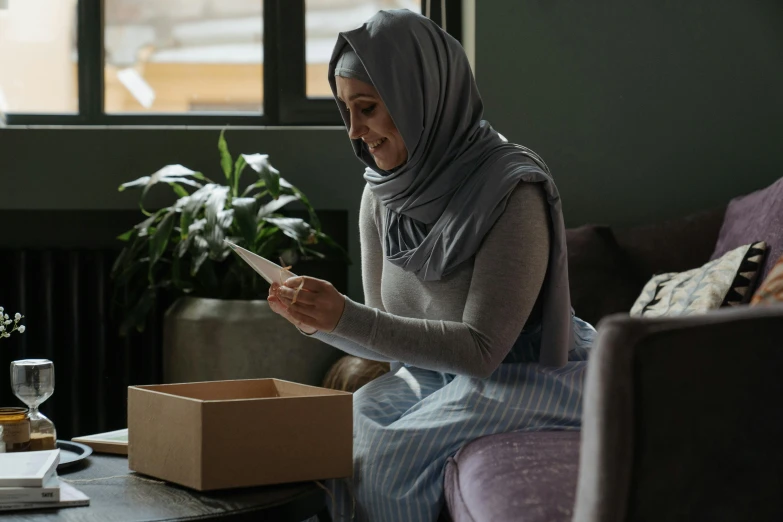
left=299, top=184, right=395, bottom=362
left=328, top=182, right=550, bottom=378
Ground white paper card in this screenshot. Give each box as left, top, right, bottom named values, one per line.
left=224, top=240, right=296, bottom=285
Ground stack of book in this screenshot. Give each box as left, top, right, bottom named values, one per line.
left=0, top=450, right=89, bottom=512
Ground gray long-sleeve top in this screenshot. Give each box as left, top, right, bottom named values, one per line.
left=311, top=181, right=551, bottom=378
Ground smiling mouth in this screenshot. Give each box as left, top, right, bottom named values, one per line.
left=366, top=138, right=387, bottom=151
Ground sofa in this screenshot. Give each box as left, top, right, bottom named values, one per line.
left=441, top=177, right=783, bottom=522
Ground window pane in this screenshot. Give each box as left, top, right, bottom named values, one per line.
left=305, top=0, right=420, bottom=98
left=104, top=0, right=263, bottom=114
left=0, top=0, right=78, bottom=114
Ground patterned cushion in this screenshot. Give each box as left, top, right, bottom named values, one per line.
left=631, top=242, right=766, bottom=317
left=751, top=254, right=783, bottom=306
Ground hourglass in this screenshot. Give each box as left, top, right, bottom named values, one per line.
left=10, top=359, right=57, bottom=450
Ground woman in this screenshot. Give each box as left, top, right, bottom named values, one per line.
left=268, top=9, right=594, bottom=522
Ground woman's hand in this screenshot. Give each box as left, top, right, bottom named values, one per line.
left=267, top=276, right=346, bottom=334
left=267, top=284, right=318, bottom=334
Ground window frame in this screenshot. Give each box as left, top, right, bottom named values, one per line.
left=4, top=0, right=461, bottom=127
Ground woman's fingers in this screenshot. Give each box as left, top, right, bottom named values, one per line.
left=276, top=285, right=316, bottom=306
left=282, top=276, right=327, bottom=293
left=267, top=295, right=289, bottom=315
left=285, top=303, right=321, bottom=328
left=272, top=276, right=344, bottom=333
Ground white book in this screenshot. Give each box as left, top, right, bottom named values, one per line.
left=0, top=450, right=59, bottom=487
left=224, top=239, right=297, bottom=285
left=72, top=428, right=128, bottom=456
left=0, top=475, right=60, bottom=503
left=0, top=481, right=88, bottom=512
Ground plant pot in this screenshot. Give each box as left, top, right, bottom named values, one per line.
left=162, top=297, right=342, bottom=386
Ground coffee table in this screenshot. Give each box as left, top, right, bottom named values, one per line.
left=3, top=453, right=332, bottom=521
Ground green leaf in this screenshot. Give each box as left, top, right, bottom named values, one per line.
left=170, top=183, right=189, bottom=199
left=263, top=217, right=316, bottom=244
left=301, top=247, right=326, bottom=260
left=233, top=155, right=246, bottom=197
left=111, top=235, right=143, bottom=278
left=205, top=186, right=230, bottom=227
left=242, top=180, right=266, bottom=197
left=243, top=154, right=280, bottom=198
left=231, top=197, right=258, bottom=247
left=134, top=212, right=160, bottom=238
left=149, top=211, right=177, bottom=274
left=254, top=223, right=278, bottom=244
left=117, top=229, right=134, bottom=242
left=203, top=186, right=230, bottom=257
left=180, top=184, right=218, bottom=241
left=118, top=176, right=151, bottom=192
left=178, top=217, right=206, bottom=258
left=190, top=235, right=210, bottom=276
left=280, top=179, right=321, bottom=232
left=218, top=129, right=232, bottom=182
left=256, top=195, right=299, bottom=219
left=119, top=164, right=202, bottom=216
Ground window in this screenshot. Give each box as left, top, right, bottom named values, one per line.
left=104, top=0, right=264, bottom=114
left=0, top=0, right=79, bottom=114
left=1, top=0, right=460, bottom=126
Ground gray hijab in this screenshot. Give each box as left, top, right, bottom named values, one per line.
left=329, top=9, right=572, bottom=367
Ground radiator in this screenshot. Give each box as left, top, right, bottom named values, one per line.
left=0, top=248, right=165, bottom=440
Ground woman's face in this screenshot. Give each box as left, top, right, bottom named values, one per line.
left=335, top=76, right=407, bottom=171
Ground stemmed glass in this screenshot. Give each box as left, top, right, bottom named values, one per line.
left=10, top=359, right=57, bottom=450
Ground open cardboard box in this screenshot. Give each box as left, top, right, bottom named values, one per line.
left=128, top=378, right=352, bottom=491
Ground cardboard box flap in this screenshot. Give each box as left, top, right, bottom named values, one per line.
left=272, top=379, right=352, bottom=398
left=133, top=379, right=280, bottom=401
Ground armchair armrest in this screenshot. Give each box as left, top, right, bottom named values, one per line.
left=573, top=306, right=783, bottom=522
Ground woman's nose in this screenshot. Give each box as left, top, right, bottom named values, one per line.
left=348, top=113, right=367, bottom=140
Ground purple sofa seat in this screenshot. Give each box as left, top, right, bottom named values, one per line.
left=444, top=431, right=581, bottom=522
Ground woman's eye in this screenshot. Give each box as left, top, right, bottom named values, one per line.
left=361, top=104, right=377, bottom=115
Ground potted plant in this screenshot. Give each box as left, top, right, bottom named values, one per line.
left=112, top=129, right=348, bottom=385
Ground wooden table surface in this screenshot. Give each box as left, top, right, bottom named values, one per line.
left=1, top=454, right=330, bottom=522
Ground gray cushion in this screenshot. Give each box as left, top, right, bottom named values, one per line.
left=711, top=176, right=783, bottom=282
left=444, top=431, right=580, bottom=522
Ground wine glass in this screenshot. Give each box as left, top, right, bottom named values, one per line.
left=10, top=359, right=57, bottom=450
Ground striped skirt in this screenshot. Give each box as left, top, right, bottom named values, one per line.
left=327, top=315, right=596, bottom=522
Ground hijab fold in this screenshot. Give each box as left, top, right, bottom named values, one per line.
left=329, top=10, right=572, bottom=367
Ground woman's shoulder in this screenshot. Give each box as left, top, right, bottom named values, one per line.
left=361, top=182, right=378, bottom=211
left=360, top=183, right=384, bottom=228
left=504, top=181, right=548, bottom=217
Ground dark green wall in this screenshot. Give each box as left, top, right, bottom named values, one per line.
left=2, top=1, right=782, bottom=301
left=476, top=0, right=783, bottom=226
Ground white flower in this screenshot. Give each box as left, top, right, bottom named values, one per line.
left=14, top=313, right=21, bottom=321
left=3, top=314, right=7, bottom=320
left=3, top=320, right=10, bottom=326
left=0, top=325, right=4, bottom=332
left=0, top=306, right=4, bottom=312
left=1, top=333, right=9, bottom=338
left=17, top=325, right=25, bottom=334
